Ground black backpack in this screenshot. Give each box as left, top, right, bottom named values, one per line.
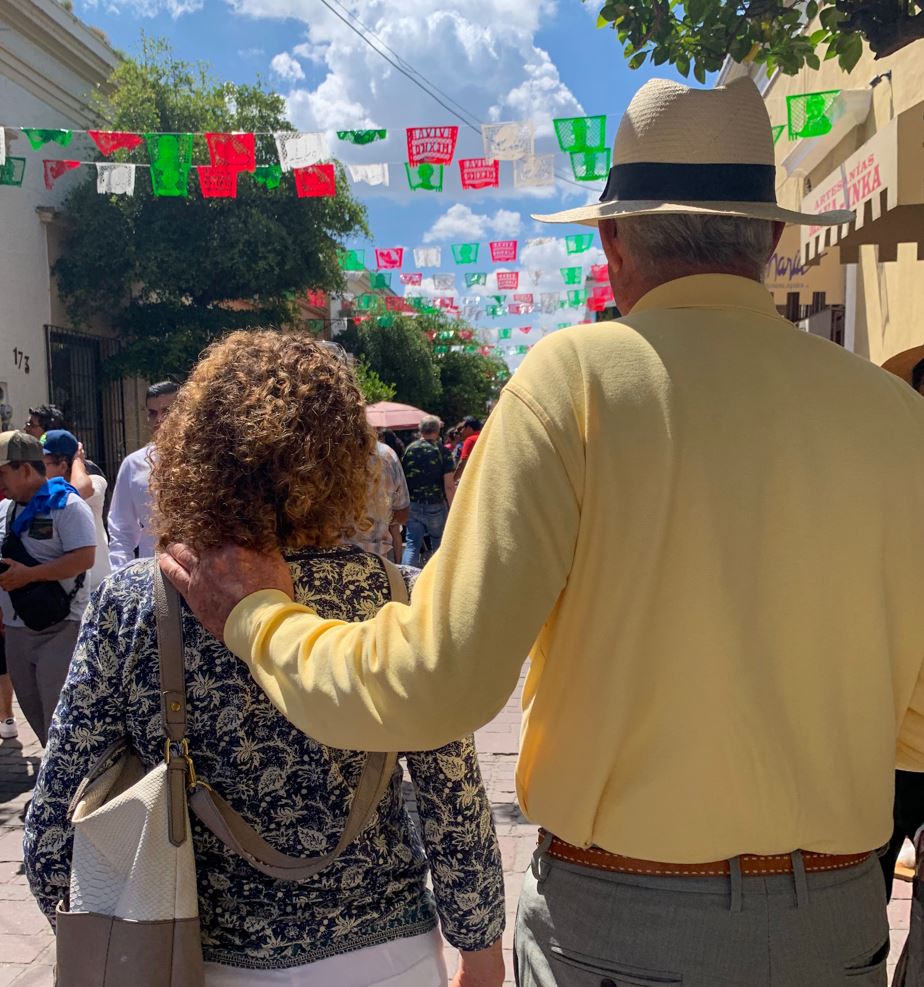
left=2, top=501, right=85, bottom=631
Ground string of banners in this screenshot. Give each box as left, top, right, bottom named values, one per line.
left=333, top=243, right=612, bottom=304
left=312, top=275, right=613, bottom=324
left=341, top=234, right=598, bottom=271
left=0, top=116, right=612, bottom=197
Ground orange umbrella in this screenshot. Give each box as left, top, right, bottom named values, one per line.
left=881, top=343, right=924, bottom=384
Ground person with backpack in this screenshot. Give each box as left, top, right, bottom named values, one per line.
left=401, top=416, right=455, bottom=566
left=0, top=431, right=95, bottom=745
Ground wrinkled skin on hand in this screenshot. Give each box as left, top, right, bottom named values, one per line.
left=159, top=543, right=294, bottom=642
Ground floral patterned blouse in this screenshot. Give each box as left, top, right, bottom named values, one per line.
left=24, top=548, right=505, bottom=970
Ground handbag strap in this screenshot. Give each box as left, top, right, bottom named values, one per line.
left=151, top=556, right=403, bottom=877
left=153, top=563, right=194, bottom=847
left=381, top=556, right=409, bottom=604
left=154, top=563, right=187, bottom=743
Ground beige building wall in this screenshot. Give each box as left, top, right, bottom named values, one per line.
left=722, top=35, right=924, bottom=365
left=0, top=0, right=150, bottom=463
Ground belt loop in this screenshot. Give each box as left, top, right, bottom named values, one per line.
left=791, top=851, right=810, bottom=908
left=729, top=855, right=743, bottom=913
left=532, top=831, right=554, bottom=887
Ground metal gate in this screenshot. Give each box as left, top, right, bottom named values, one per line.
left=44, top=326, right=125, bottom=482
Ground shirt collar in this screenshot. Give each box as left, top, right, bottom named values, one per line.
left=629, top=275, right=782, bottom=322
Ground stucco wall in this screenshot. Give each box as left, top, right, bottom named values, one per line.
left=0, top=0, right=141, bottom=451
left=0, top=73, right=71, bottom=430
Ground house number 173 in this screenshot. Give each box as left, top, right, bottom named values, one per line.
left=13, top=348, right=30, bottom=374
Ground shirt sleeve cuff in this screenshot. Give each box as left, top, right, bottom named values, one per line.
left=224, top=589, right=295, bottom=664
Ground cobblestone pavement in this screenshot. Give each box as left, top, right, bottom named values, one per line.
left=0, top=670, right=912, bottom=986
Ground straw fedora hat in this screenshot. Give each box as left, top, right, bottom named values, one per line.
left=533, top=77, right=855, bottom=228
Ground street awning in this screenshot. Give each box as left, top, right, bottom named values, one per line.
left=366, top=401, right=428, bottom=430
left=801, top=101, right=924, bottom=265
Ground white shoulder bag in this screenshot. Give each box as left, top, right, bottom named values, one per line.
left=55, top=560, right=406, bottom=987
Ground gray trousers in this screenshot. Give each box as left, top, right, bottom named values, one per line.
left=5, top=621, right=80, bottom=746
left=515, top=841, right=889, bottom=986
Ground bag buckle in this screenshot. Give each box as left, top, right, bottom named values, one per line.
left=164, top=737, right=198, bottom=790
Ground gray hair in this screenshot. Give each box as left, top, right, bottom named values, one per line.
left=419, top=415, right=442, bottom=434
left=615, top=214, right=775, bottom=281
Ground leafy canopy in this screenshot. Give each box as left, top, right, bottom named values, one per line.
left=338, top=307, right=507, bottom=423
left=354, top=359, right=397, bottom=404
left=593, top=0, right=924, bottom=80
left=55, top=36, right=368, bottom=381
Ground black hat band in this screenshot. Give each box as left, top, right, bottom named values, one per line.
left=599, top=162, right=777, bottom=205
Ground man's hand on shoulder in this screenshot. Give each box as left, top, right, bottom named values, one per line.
left=160, top=543, right=294, bottom=642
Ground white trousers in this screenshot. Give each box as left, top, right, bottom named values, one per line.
left=204, top=929, right=448, bottom=987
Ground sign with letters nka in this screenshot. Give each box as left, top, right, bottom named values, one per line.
left=407, top=127, right=459, bottom=166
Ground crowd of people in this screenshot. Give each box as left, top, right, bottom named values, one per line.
left=0, top=385, right=481, bottom=748
left=2, top=75, right=924, bottom=987
left=0, top=382, right=180, bottom=746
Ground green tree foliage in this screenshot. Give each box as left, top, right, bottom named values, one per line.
left=436, top=350, right=508, bottom=426
left=54, top=36, right=368, bottom=381
left=338, top=307, right=507, bottom=419
left=593, top=0, right=923, bottom=80
left=354, top=359, right=396, bottom=404
left=340, top=313, right=443, bottom=411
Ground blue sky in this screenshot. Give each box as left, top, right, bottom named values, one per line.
left=75, top=0, right=702, bottom=363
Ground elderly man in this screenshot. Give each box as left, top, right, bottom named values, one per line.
left=401, top=415, right=454, bottom=566
left=164, top=78, right=924, bottom=986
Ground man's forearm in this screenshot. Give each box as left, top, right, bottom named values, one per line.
left=224, top=386, right=579, bottom=752
left=69, top=458, right=93, bottom=500
left=26, top=547, right=95, bottom=583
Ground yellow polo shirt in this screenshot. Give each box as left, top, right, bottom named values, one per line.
left=227, top=274, right=924, bottom=862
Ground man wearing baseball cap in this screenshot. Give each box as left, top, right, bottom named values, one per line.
left=0, top=430, right=95, bottom=745
left=42, top=430, right=111, bottom=593
left=164, top=78, right=924, bottom=984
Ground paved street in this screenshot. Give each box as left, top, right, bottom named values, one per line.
left=0, top=669, right=912, bottom=986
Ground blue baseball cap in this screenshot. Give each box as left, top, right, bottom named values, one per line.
left=42, top=429, right=79, bottom=458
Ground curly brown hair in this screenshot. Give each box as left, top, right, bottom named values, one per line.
left=151, top=330, right=378, bottom=553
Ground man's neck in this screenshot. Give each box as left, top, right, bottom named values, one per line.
left=618, top=266, right=762, bottom=314
left=17, top=478, right=46, bottom=505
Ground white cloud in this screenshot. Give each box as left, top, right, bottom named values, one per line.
left=292, top=41, right=327, bottom=65
left=270, top=52, right=305, bottom=82
left=423, top=204, right=521, bottom=243
left=83, top=0, right=202, bottom=16
left=224, top=0, right=587, bottom=203
left=238, top=47, right=266, bottom=58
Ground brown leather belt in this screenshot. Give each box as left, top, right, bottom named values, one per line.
left=539, top=831, right=872, bottom=878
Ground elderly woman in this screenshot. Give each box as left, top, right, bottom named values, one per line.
left=24, top=331, right=505, bottom=987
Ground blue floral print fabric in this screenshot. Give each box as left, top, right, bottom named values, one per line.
left=24, top=548, right=505, bottom=969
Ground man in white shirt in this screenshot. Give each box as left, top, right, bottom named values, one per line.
left=108, top=381, right=178, bottom=570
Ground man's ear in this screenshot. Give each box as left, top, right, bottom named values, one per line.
left=769, top=221, right=785, bottom=256
left=598, top=218, right=623, bottom=275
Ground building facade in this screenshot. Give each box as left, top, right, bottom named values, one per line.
left=719, top=34, right=924, bottom=366
left=0, top=0, right=148, bottom=477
